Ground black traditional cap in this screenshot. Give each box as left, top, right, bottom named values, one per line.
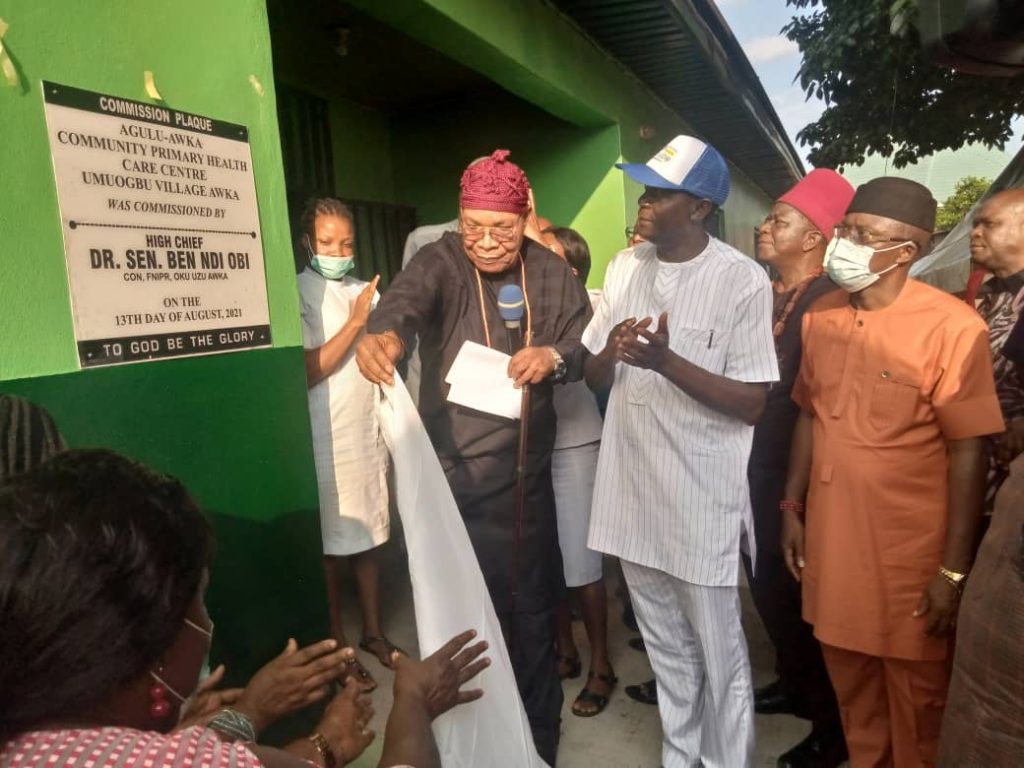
left=846, top=177, right=937, bottom=232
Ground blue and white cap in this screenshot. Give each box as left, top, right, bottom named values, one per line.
left=617, top=135, right=731, bottom=206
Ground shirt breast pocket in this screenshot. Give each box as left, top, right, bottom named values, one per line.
left=673, top=326, right=729, bottom=374
left=867, top=369, right=922, bottom=435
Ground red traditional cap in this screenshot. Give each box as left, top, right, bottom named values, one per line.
left=778, top=168, right=855, bottom=236
left=459, top=149, right=531, bottom=214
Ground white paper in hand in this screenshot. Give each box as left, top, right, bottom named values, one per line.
left=377, top=376, right=548, bottom=768
left=444, top=340, right=521, bottom=420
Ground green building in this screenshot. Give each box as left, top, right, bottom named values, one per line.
left=842, top=144, right=1013, bottom=215
left=0, top=0, right=801, bottom=710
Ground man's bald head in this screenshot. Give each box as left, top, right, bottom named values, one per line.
left=970, top=188, right=1024, bottom=278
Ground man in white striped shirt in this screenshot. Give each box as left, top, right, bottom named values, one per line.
left=583, top=135, right=778, bottom=768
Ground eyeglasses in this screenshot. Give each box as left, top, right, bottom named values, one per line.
left=461, top=222, right=519, bottom=244
left=834, top=225, right=906, bottom=247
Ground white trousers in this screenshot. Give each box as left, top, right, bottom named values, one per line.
left=622, top=559, right=754, bottom=768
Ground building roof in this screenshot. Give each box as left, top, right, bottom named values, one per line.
left=550, top=0, right=805, bottom=198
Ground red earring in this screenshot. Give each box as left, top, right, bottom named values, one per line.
left=149, top=672, right=171, bottom=720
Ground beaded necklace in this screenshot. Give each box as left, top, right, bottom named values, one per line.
left=772, top=268, right=823, bottom=344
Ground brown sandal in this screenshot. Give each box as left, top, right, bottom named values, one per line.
left=359, top=634, right=406, bottom=670
left=572, top=669, right=617, bottom=717
left=342, top=657, right=377, bottom=692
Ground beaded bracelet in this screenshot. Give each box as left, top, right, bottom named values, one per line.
left=207, top=708, right=258, bottom=743
left=779, top=499, right=805, bottom=514
left=307, top=732, right=337, bottom=768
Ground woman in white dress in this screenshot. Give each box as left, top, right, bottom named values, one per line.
left=297, top=198, right=400, bottom=691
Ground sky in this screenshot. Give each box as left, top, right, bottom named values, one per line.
left=714, top=0, right=1023, bottom=169
left=714, top=0, right=819, bottom=166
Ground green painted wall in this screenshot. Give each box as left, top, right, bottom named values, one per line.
left=350, top=0, right=774, bottom=277
left=390, top=92, right=625, bottom=286
left=0, top=0, right=327, bottom=715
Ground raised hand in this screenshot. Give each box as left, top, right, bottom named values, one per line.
left=393, top=629, right=490, bottom=720
left=351, top=275, right=381, bottom=328
left=233, top=638, right=353, bottom=732
left=314, top=677, right=376, bottom=765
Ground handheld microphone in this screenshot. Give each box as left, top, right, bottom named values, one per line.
left=497, top=284, right=525, bottom=355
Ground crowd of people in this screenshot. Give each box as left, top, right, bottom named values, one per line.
left=2, top=135, right=1022, bottom=768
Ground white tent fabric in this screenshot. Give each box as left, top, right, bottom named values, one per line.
left=913, top=144, right=1024, bottom=293
left=376, top=377, right=548, bottom=768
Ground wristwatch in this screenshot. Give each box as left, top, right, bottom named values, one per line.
left=939, top=566, right=968, bottom=593
left=547, top=346, right=567, bottom=381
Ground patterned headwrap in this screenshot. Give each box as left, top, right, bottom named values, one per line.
left=459, top=149, right=531, bottom=214
left=0, top=394, right=66, bottom=486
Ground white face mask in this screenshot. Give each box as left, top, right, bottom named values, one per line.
left=824, top=237, right=911, bottom=293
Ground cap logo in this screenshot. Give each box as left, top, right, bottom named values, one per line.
left=653, top=145, right=677, bottom=162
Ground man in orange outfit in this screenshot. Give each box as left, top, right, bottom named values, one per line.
left=781, top=177, right=1004, bottom=767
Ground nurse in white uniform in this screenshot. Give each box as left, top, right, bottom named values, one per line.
left=297, top=197, right=400, bottom=692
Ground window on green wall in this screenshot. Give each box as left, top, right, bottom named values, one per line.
left=340, top=199, right=416, bottom=289
left=277, top=84, right=336, bottom=272
left=277, top=84, right=335, bottom=199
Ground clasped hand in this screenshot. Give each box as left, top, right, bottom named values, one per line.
left=606, top=312, right=672, bottom=372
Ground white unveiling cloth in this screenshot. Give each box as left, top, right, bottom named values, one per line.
left=376, top=376, right=547, bottom=768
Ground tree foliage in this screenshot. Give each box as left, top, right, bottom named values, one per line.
left=784, top=0, right=1023, bottom=169
left=935, top=175, right=991, bottom=231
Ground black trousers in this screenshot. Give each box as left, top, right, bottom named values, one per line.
left=498, top=608, right=563, bottom=766
left=743, top=553, right=840, bottom=730
left=443, top=451, right=563, bottom=763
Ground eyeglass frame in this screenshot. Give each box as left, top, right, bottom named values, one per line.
left=459, top=219, right=522, bottom=244
left=833, top=224, right=911, bottom=248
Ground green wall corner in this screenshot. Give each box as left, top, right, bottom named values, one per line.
left=0, top=0, right=302, bottom=381
left=0, top=0, right=325, bottom=705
